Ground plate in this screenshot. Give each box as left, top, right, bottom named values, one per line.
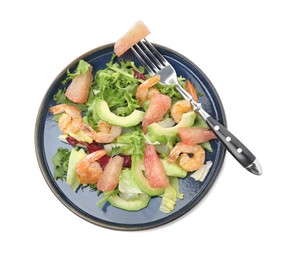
left=35, top=43, right=226, bottom=230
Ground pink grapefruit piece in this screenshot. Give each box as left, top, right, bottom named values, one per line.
left=114, top=20, right=150, bottom=57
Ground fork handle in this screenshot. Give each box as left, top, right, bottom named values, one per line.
left=198, top=108, right=262, bottom=175
left=175, top=83, right=262, bottom=175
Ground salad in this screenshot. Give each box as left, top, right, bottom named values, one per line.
left=50, top=55, right=217, bottom=214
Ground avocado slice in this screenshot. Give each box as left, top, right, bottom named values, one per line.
left=131, top=156, right=165, bottom=196
left=94, top=98, right=145, bottom=127
left=160, top=158, right=187, bottom=178
left=66, top=148, right=86, bottom=191
left=147, top=111, right=196, bottom=143
left=107, top=193, right=150, bottom=211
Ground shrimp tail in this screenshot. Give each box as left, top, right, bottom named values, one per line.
left=81, top=123, right=98, bottom=140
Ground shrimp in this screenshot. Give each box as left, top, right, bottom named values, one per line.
left=170, top=100, right=193, bottom=123
left=135, top=75, right=160, bottom=106
left=49, top=104, right=82, bottom=134
left=185, top=80, right=198, bottom=103
left=168, top=142, right=205, bottom=172
left=76, top=150, right=107, bottom=184
left=81, top=120, right=122, bottom=143
left=147, top=87, right=160, bottom=99
left=170, top=80, right=199, bottom=123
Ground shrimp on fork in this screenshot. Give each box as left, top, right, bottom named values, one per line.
left=49, top=104, right=82, bottom=134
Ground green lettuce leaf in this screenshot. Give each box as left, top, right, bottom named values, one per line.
left=82, top=100, right=100, bottom=130
left=159, top=177, right=184, bottom=214
left=52, top=148, right=71, bottom=180
left=116, top=129, right=145, bottom=157
left=118, top=168, right=143, bottom=199
left=92, top=58, right=141, bottom=116
left=159, top=185, right=177, bottom=214
left=170, top=177, right=184, bottom=199
left=62, top=59, right=91, bottom=85
left=156, top=82, right=182, bottom=102
left=53, top=88, right=87, bottom=111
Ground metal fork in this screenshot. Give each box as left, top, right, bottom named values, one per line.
left=131, top=39, right=262, bottom=175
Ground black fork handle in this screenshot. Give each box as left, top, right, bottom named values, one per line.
left=175, top=84, right=262, bottom=175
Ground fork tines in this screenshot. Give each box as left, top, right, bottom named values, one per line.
left=131, top=39, right=168, bottom=76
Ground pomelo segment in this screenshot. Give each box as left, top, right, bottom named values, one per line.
left=142, top=93, right=171, bottom=133
left=144, top=144, right=169, bottom=189
left=178, top=127, right=217, bottom=145
left=65, top=66, right=93, bottom=104
left=114, top=20, right=150, bottom=57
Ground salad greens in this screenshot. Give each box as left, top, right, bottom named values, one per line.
left=116, top=129, right=145, bottom=157
left=62, top=60, right=91, bottom=85
left=51, top=56, right=214, bottom=214
left=93, top=57, right=141, bottom=116
left=53, top=88, right=88, bottom=111
left=118, top=168, right=144, bottom=199
left=52, top=148, right=70, bottom=180
left=66, top=148, right=86, bottom=191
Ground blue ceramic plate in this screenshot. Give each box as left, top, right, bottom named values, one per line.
left=35, top=43, right=226, bottom=230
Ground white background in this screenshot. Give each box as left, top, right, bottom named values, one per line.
left=1, top=0, right=285, bottom=259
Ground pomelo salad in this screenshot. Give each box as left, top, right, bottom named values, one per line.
left=50, top=55, right=217, bottom=213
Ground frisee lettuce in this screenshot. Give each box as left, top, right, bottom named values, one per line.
left=92, top=58, right=141, bottom=116
left=156, top=83, right=182, bottom=103
left=52, top=147, right=71, bottom=180
left=53, top=88, right=87, bottom=110
left=52, top=60, right=93, bottom=110
left=82, top=99, right=100, bottom=130
left=62, top=59, right=91, bottom=85
left=116, top=129, right=145, bottom=157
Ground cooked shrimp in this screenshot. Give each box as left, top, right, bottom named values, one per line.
left=185, top=80, right=198, bottom=102
left=168, top=142, right=205, bottom=172
left=170, top=80, right=199, bottom=123
left=170, top=100, right=193, bottom=123
left=49, top=104, right=82, bottom=134
left=147, top=87, right=160, bottom=99
left=135, top=75, right=160, bottom=106
left=76, top=150, right=107, bottom=184
left=81, top=120, right=122, bottom=143
left=168, top=142, right=190, bottom=163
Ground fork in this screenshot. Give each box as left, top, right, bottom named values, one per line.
left=131, top=39, right=262, bottom=175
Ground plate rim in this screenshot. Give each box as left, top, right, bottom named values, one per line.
left=34, top=43, right=227, bottom=231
